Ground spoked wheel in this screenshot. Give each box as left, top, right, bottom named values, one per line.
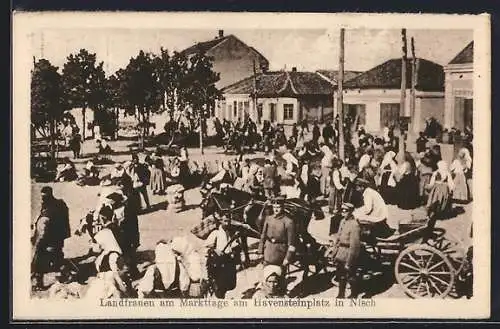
left=425, top=228, right=467, bottom=274
left=395, top=244, right=455, bottom=298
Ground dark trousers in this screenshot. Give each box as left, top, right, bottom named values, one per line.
left=336, top=263, right=359, bottom=298
left=135, top=186, right=150, bottom=208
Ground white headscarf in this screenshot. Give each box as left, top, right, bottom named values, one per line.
left=458, top=148, right=472, bottom=170
left=358, top=154, right=371, bottom=172
left=380, top=151, right=396, bottom=170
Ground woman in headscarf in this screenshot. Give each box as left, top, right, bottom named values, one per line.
left=84, top=227, right=135, bottom=299
left=394, top=152, right=420, bottom=210
left=149, top=152, right=166, bottom=195
left=450, top=148, right=472, bottom=203
left=210, top=160, right=234, bottom=188
left=137, top=240, right=191, bottom=298
left=378, top=150, right=397, bottom=205
left=170, top=236, right=205, bottom=297
left=295, top=124, right=305, bottom=150
left=417, top=150, right=435, bottom=205
left=426, top=160, right=455, bottom=218
left=178, top=146, right=190, bottom=185
left=253, top=265, right=285, bottom=298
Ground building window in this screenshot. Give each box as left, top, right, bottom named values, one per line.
left=233, top=101, right=237, bottom=118
left=343, top=104, right=366, bottom=126
left=380, top=103, right=400, bottom=129
left=283, top=104, right=294, bottom=121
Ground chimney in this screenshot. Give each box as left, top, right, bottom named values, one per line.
left=292, top=67, right=297, bottom=72
left=218, top=30, right=224, bottom=38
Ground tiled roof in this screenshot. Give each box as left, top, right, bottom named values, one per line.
left=222, top=71, right=334, bottom=97
left=180, top=36, right=229, bottom=56
left=343, top=58, right=444, bottom=92
left=449, top=41, right=473, bottom=65
left=316, top=70, right=363, bottom=84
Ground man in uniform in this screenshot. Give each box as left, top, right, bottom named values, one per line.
left=331, top=202, right=361, bottom=298
left=258, top=197, right=296, bottom=265
left=257, top=196, right=296, bottom=296
left=31, top=186, right=70, bottom=290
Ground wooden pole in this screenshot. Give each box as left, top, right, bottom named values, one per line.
left=397, top=28, right=408, bottom=162
left=337, top=28, right=345, bottom=160
left=252, top=60, right=258, bottom=123
left=410, top=37, right=417, bottom=133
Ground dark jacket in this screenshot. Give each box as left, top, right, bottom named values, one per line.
left=258, top=213, right=296, bottom=265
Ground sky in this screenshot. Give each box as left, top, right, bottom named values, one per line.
left=29, top=28, right=473, bottom=75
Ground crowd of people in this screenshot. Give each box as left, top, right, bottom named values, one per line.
left=31, top=114, right=474, bottom=300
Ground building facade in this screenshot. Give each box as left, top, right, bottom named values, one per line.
left=338, top=58, right=445, bottom=134
left=444, top=41, right=473, bottom=132
left=217, top=69, right=335, bottom=125
left=180, top=30, right=269, bottom=89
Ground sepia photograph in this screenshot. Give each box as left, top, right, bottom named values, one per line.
left=12, top=12, right=491, bottom=319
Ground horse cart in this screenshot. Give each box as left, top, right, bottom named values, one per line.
left=327, top=215, right=469, bottom=299
left=198, top=184, right=470, bottom=299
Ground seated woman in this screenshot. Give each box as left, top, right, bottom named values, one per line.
left=426, top=160, right=454, bottom=219
left=96, top=139, right=113, bottom=155
left=352, top=178, right=394, bottom=242
left=209, top=161, right=235, bottom=188
left=136, top=240, right=193, bottom=298
left=55, top=157, right=78, bottom=182
left=84, top=226, right=135, bottom=299
left=77, top=160, right=100, bottom=186
left=394, top=152, right=420, bottom=210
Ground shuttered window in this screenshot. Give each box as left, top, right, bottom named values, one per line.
left=380, top=103, right=400, bottom=129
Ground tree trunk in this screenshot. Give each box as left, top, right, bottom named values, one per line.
left=199, top=116, right=204, bottom=155
left=49, top=119, right=56, bottom=159
left=82, top=107, right=86, bottom=140
left=115, top=107, right=119, bottom=140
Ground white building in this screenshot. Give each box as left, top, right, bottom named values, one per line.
left=336, top=58, right=445, bottom=134
left=444, top=41, right=473, bottom=131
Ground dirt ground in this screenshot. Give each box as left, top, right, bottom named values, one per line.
left=30, top=140, right=473, bottom=299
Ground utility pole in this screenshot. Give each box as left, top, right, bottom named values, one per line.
left=252, top=59, right=258, bottom=123
left=397, top=28, right=408, bottom=162
left=410, top=37, right=416, bottom=125
left=337, top=28, right=345, bottom=160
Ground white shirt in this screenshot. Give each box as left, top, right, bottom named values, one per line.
left=353, top=187, right=388, bottom=223
left=332, top=169, right=344, bottom=189
left=320, top=145, right=334, bottom=167
left=205, top=226, right=233, bottom=254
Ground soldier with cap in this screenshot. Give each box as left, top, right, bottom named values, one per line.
left=31, top=186, right=70, bottom=290
left=258, top=196, right=296, bottom=268
left=330, top=202, right=361, bottom=298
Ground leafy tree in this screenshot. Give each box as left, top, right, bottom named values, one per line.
left=61, top=49, right=106, bottom=140
left=118, top=50, right=162, bottom=149
left=31, top=59, right=66, bottom=158
left=181, top=51, right=222, bottom=153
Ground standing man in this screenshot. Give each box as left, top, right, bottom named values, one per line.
left=322, top=121, right=334, bottom=146
left=319, top=143, right=334, bottom=197
left=312, top=120, right=321, bottom=144
left=128, top=154, right=151, bottom=211
left=258, top=196, right=296, bottom=270
left=330, top=203, right=361, bottom=298
left=262, top=158, right=278, bottom=199
left=31, top=186, right=70, bottom=290
left=69, top=132, right=82, bottom=159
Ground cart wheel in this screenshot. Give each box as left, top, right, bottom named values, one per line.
left=425, top=229, right=467, bottom=274
left=395, top=244, right=455, bottom=299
